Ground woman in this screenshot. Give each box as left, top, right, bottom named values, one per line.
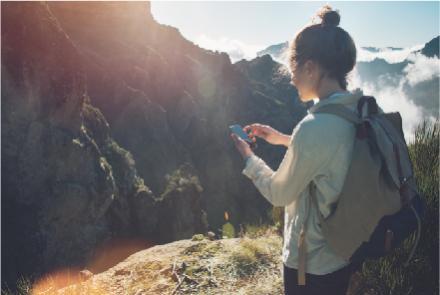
left=231, top=5, right=362, bottom=295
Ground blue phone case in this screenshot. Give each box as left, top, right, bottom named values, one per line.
left=229, top=124, right=252, bottom=143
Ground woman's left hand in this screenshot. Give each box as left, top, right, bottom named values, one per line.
left=230, top=133, right=254, bottom=159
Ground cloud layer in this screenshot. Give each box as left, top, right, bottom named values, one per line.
left=194, top=34, right=265, bottom=63
left=348, top=50, right=438, bottom=143
left=357, top=44, right=425, bottom=63
left=348, top=67, right=429, bottom=143
left=403, top=52, right=440, bottom=86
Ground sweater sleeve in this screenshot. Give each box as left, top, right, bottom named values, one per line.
left=242, top=125, right=320, bottom=207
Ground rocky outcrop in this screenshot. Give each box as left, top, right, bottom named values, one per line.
left=2, top=1, right=207, bottom=287
left=51, top=232, right=285, bottom=295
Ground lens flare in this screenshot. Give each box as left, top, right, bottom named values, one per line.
left=31, top=238, right=155, bottom=294
left=31, top=267, right=85, bottom=294
left=87, top=238, right=154, bottom=274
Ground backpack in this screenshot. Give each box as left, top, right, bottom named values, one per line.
left=299, top=95, right=426, bottom=284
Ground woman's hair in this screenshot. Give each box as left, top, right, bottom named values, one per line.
left=288, top=5, right=357, bottom=90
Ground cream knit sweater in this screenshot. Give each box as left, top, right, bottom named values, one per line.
left=242, top=88, right=365, bottom=274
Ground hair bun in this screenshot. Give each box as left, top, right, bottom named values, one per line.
left=317, top=5, right=340, bottom=27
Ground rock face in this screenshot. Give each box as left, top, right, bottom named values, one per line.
left=2, top=2, right=207, bottom=287
left=2, top=1, right=307, bottom=288
left=45, top=1, right=308, bottom=230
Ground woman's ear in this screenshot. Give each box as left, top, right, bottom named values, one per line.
left=304, top=60, right=317, bottom=78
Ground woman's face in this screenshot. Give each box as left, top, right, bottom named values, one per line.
left=290, top=59, right=320, bottom=102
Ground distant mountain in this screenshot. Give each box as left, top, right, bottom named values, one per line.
left=256, top=42, right=288, bottom=62
left=419, top=36, right=439, bottom=58
left=361, top=47, right=382, bottom=53
left=386, top=46, right=404, bottom=50
left=362, top=46, right=403, bottom=53
left=355, top=58, right=409, bottom=86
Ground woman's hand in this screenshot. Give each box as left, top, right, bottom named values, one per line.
left=244, top=124, right=291, bottom=147
left=230, top=133, right=254, bottom=160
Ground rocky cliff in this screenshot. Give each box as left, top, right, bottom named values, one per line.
left=1, top=1, right=307, bottom=288
left=1, top=1, right=206, bottom=287
left=46, top=1, right=308, bottom=232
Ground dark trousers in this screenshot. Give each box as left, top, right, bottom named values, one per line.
left=283, top=263, right=353, bottom=295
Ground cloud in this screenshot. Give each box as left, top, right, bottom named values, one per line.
left=193, top=34, right=265, bottom=63
left=403, top=52, right=440, bottom=86
left=272, top=46, right=292, bottom=66
left=348, top=60, right=437, bottom=143
left=357, top=44, right=425, bottom=64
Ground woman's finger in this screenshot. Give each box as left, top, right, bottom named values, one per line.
left=244, top=124, right=266, bottom=139
left=244, top=123, right=260, bottom=132
left=243, top=125, right=253, bottom=133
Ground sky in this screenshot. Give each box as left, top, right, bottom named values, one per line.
left=151, top=1, right=439, bottom=61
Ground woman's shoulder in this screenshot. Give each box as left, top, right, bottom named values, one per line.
left=297, top=111, right=354, bottom=134
left=292, top=112, right=355, bottom=155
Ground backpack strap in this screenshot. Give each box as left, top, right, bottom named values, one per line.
left=358, top=95, right=379, bottom=118
left=310, top=182, right=324, bottom=224
left=313, top=104, right=362, bottom=125
left=297, top=188, right=312, bottom=285
left=297, top=181, right=329, bottom=285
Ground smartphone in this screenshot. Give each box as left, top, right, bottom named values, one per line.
left=229, top=124, right=257, bottom=149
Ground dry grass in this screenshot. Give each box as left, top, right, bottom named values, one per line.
left=37, top=231, right=284, bottom=295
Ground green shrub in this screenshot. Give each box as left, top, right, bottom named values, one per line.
left=2, top=276, right=32, bottom=295
left=160, top=163, right=203, bottom=199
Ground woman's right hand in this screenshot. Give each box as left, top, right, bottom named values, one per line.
left=243, top=124, right=291, bottom=147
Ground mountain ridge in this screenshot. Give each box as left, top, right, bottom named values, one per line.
left=2, top=1, right=307, bottom=289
